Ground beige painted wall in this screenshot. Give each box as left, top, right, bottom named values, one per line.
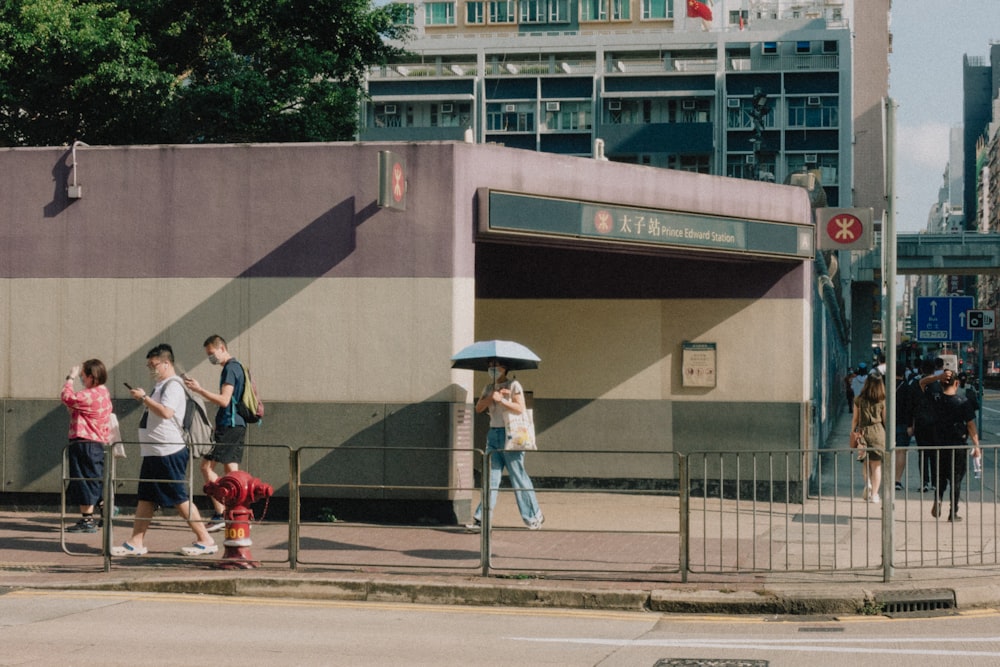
left=2, top=277, right=474, bottom=403
left=474, top=298, right=810, bottom=403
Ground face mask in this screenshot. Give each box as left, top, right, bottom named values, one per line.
left=487, top=367, right=501, bottom=381
left=208, top=354, right=220, bottom=365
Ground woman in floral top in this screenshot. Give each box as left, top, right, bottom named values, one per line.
left=60, top=359, right=113, bottom=533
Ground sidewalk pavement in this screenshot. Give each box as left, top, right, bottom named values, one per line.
left=4, top=411, right=1000, bottom=615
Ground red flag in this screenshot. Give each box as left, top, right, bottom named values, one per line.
left=687, top=0, right=712, bottom=21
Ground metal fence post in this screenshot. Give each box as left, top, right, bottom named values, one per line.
left=678, top=453, right=689, bottom=583
left=289, top=449, right=300, bottom=570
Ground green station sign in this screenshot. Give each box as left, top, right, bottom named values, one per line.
left=478, top=189, right=814, bottom=260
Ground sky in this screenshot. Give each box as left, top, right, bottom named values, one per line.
left=890, top=0, right=1000, bottom=232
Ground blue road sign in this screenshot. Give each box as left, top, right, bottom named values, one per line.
left=916, top=296, right=974, bottom=343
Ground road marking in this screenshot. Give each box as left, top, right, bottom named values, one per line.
left=510, top=635, right=1000, bottom=657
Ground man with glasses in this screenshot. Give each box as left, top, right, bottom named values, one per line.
left=112, top=344, right=217, bottom=557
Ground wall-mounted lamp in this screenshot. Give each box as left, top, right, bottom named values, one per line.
left=559, top=62, right=572, bottom=74
left=615, top=60, right=626, bottom=73
left=67, top=140, right=88, bottom=199
left=504, top=63, right=519, bottom=74
left=395, top=65, right=410, bottom=76
left=449, top=64, right=464, bottom=76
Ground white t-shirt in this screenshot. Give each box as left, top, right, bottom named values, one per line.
left=138, top=376, right=187, bottom=457
left=483, top=379, right=523, bottom=428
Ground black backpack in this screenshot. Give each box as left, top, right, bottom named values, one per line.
left=911, top=377, right=939, bottom=429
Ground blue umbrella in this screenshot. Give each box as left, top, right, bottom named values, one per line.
left=451, top=340, right=541, bottom=371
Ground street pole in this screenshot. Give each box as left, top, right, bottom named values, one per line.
left=883, top=97, right=897, bottom=583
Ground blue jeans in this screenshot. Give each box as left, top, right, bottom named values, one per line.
left=473, top=427, right=542, bottom=525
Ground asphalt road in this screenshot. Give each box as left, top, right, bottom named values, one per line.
left=4, top=589, right=1000, bottom=666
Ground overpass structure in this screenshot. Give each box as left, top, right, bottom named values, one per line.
left=851, top=231, right=1000, bottom=277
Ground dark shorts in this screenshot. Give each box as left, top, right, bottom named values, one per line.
left=204, top=425, right=246, bottom=465
left=137, top=449, right=190, bottom=507
left=895, top=425, right=912, bottom=447
left=67, top=440, right=104, bottom=506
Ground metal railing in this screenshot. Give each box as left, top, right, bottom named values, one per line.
left=60, top=441, right=1000, bottom=580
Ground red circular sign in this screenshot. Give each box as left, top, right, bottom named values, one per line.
left=825, top=213, right=863, bottom=245
left=391, top=163, right=405, bottom=203
left=593, top=209, right=613, bottom=234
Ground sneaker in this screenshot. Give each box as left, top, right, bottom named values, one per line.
left=931, top=501, right=941, bottom=518
left=66, top=517, right=98, bottom=533
left=922, top=483, right=935, bottom=492
left=527, top=514, right=545, bottom=530
left=861, top=485, right=871, bottom=501
left=464, top=519, right=481, bottom=531
left=110, top=542, right=148, bottom=556
left=205, top=514, right=226, bottom=533
left=948, top=513, right=962, bottom=522
left=895, top=481, right=903, bottom=492
left=179, top=542, right=218, bottom=556
left=869, top=494, right=880, bottom=504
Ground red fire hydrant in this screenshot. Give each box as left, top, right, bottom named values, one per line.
left=204, top=470, right=274, bottom=570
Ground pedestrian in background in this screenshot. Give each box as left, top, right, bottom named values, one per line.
left=910, top=358, right=939, bottom=492
left=923, top=369, right=980, bottom=522
left=184, top=334, right=247, bottom=533
left=466, top=358, right=544, bottom=531
left=844, top=367, right=857, bottom=414
left=852, top=369, right=886, bottom=504
left=60, top=359, right=113, bottom=533
left=893, top=365, right=914, bottom=491
left=112, top=344, right=217, bottom=557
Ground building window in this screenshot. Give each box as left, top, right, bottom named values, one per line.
left=549, top=0, right=571, bottom=22
left=580, top=0, right=608, bottom=21
left=395, top=3, right=416, bottom=24
left=604, top=99, right=655, bottom=125
left=726, top=98, right=776, bottom=130
left=431, top=102, right=472, bottom=128
left=611, top=0, right=630, bottom=20
left=426, top=2, right=456, bottom=25
left=671, top=154, right=711, bottom=174
left=788, top=154, right=838, bottom=185
left=544, top=102, right=593, bottom=130
left=787, top=97, right=838, bottom=128
left=796, top=41, right=811, bottom=54
left=466, top=1, right=485, bottom=24
left=374, top=104, right=404, bottom=128
left=520, top=0, right=544, bottom=22
left=823, top=40, right=838, bottom=54
left=489, top=0, right=515, bottom=23
left=642, top=0, right=671, bottom=19
left=674, top=99, right=711, bottom=123
left=487, top=103, right=534, bottom=132
left=762, top=41, right=777, bottom=55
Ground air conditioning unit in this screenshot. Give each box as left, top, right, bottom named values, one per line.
left=745, top=154, right=757, bottom=164
left=608, top=100, right=622, bottom=111
left=681, top=99, right=697, bottom=110
left=807, top=96, right=821, bottom=106
left=383, top=104, right=397, bottom=115
left=441, top=103, right=454, bottom=114
left=546, top=101, right=560, bottom=111
left=504, top=104, right=517, bottom=113
left=727, top=98, right=741, bottom=108
left=804, top=153, right=818, bottom=163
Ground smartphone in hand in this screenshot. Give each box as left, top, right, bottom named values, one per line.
left=123, top=382, right=133, bottom=390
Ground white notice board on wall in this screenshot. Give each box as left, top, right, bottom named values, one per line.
left=682, top=342, right=716, bottom=388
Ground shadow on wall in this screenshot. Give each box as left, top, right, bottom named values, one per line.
left=17, top=175, right=382, bottom=491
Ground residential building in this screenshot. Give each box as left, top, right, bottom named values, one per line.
left=362, top=0, right=889, bottom=216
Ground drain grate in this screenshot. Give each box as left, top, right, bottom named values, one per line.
left=654, top=661, right=768, bottom=667
left=876, top=589, right=957, bottom=617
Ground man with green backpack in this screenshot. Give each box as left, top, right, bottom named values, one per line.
left=184, top=334, right=259, bottom=532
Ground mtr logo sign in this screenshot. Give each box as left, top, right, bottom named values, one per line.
left=816, top=208, right=874, bottom=251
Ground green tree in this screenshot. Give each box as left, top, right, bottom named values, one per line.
left=0, top=0, right=410, bottom=145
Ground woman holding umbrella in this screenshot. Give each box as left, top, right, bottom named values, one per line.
left=467, top=358, right=544, bottom=530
